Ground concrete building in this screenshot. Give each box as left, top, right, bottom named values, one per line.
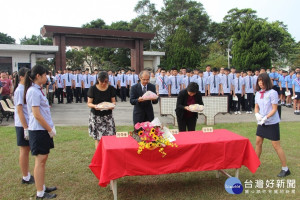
left=0, top=44, right=58, bottom=74
left=143, top=51, right=165, bottom=72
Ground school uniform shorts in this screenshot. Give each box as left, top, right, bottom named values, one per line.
left=29, top=130, right=54, bottom=155
left=16, top=126, right=29, bottom=146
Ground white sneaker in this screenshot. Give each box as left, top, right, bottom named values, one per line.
left=249, top=111, right=253, bottom=114
left=238, top=111, right=241, bottom=114
left=246, top=111, right=250, bottom=114
left=234, top=111, right=237, bottom=115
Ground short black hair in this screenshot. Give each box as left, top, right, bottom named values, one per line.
left=247, top=69, right=252, bottom=72
left=98, top=71, right=109, bottom=83
left=236, top=70, right=241, bottom=73
left=224, top=68, right=230, bottom=72
left=171, top=67, right=178, bottom=71
left=230, top=66, right=235, bottom=69
left=256, top=73, right=272, bottom=91
left=187, top=82, right=199, bottom=93
left=160, top=68, right=166, bottom=72
left=186, top=69, right=192, bottom=73
left=212, top=67, right=218, bottom=72
left=199, top=70, right=203, bottom=73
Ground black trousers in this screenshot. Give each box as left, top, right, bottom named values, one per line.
left=234, top=94, right=242, bottom=112
left=66, top=86, right=72, bottom=103
left=245, top=93, right=254, bottom=111
left=224, top=93, right=232, bottom=112
left=75, top=87, right=82, bottom=103
left=120, top=86, right=127, bottom=101
left=177, top=116, right=197, bottom=132
left=84, top=88, right=89, bottom=102
left=57, top=88, right=63, bottom=103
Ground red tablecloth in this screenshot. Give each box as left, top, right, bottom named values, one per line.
left=89, top=129, right=260, bottom=187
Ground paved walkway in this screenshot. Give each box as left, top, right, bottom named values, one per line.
left=1, top=98, right=299, bottom=127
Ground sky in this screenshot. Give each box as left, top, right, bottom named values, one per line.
left=1, top=0, right=299, bottom=43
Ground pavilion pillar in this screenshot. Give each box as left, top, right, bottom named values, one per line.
left=131, top=39, right=144, bottom=74
left=53, top=35, right=66, bottom=71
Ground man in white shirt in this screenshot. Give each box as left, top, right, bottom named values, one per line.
left=118, top=69, right=128, bottom=102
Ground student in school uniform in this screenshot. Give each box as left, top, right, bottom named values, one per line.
left=156, top=68, right=171, bottom=97
left=222, top=68, right=232, bottom=112
left=24, top=65, right=57, bottom=199
left=196, top=70, right=207, bottom=96
left=285, top=71, right=294, bottom=108
left=292, top=72, right=300, bottom=115
left=126, top=69, right=132, bottom=98
left=269, top=67, right=280, bottom=96
left=92, top=69, right=99, bottom=86
left=182, top=69, right=193, bottom=89
left=169, top=67, right=182, bottom=96
left=254, top=73, right=291, bottom=177
left=63, top=68, right=74, bottom=104
left=232, top=70, right=245, bottom=114
left=82, top=69, right=93, bottom=103
left=244, top=69, right=255, bottom=114
left=46, top=71, right=56, bottom=107
left=278, top=70, right=288, bottom=106
left=118, top=69, right=128, bottom=102
left=207, top=68, right=223, bottom=96
left=129, top=69, right=139, bottom=96
left=192, top=69, right=200, bottom=82
left=13, top=67, right=35, bottom=186
left=55, top=70, right=64, bottom=104
left=74, top=68, right=83, bottom=103
left=203, top=65, right=212, bottom=79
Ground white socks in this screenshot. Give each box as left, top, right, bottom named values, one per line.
left=22, top=172, right=31, bottom=181
left=36, top=185, right=46, bottom=197
left=282, top=166, right=289, bottom=172
left=37, top=190, right=44, bottom=197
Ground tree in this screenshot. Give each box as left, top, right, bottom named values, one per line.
left=20, top=35, right=52, bottom=45
left=232, top=20, right=271, bottom=70
left=289, top=41, right=300, bottom=68
left=265, top=21, right=295, bottom=66
left=201, top=42, right=227, bottom=68
left=66, top=48, right=85, bottom=69
left=164, top=26, right=200, bottom=69
left=0, top=32, right=15, bottom=44
left=158, top=0, right=210, bottom=46
left=82, top=18, right=106, bottom=29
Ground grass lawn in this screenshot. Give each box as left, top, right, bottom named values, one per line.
left=0, top=122, right=299, bottom=200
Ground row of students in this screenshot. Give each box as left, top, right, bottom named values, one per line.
left=14, top=66, right=57, bottom=199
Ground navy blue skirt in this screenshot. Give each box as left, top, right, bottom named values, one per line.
left=256, top=123, right=280, bottom=141
left=29, top=130, right=54, bottom=155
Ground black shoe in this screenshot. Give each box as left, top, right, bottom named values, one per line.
left=36, top=192, right=57, bottom=199
left=277, top=169, right=291, bottom=177
left=21, top=175, right=35, bottom=184
left=45, top=186, right=57, bottom=193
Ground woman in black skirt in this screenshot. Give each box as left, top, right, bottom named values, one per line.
left=254, top=73, right=291, bottom=177
left=87, top=71, right=116, bottom=149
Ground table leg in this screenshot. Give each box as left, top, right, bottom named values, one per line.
left=110, top=179, right=118, bottom=200
left=216, top=170, right=220, bottom=178
left=235, top=169, right=239, bottom=178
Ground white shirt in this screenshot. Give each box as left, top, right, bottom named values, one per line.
left=14, top=84, right=29, bottom=127
left=26, top=83, right=53, bottom=130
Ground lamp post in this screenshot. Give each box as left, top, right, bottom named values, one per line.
left=227, top=39, right=233, bottom=68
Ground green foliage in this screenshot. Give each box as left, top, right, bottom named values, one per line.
left=66, top=48, right=85, bottom=69
left=201, top=42, right=227, bottom=68
left=232, top=19, right=271, bottom=70
left=82, top=18, right=106, bottom=29
left=0, top=32, right=15, bottom=44
left=289, top=41, right=300, bottom=68
left=165, top=26, right=200, bottom=69
left=20, top=35, right=52, bottom=45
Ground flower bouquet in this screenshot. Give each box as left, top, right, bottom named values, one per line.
left=130, top=118, right=177, bottom=157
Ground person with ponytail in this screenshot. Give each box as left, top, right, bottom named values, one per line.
left=24, top=65, right=57, bottom=199
left=13, top=67, right=35, bottom=185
